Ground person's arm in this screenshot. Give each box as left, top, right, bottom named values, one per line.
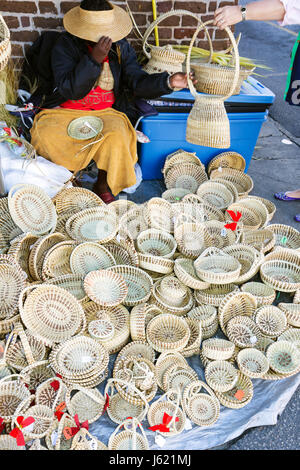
left=214, top=0, right=286, bottom=29
left=51, top=34, right=102, bottom=101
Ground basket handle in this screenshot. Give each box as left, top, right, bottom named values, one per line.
left=142, top=10, right=213, bottom=60
left=104, top=377, right=149, bottom=421
left=186, top=20, right=240, bottom=101
left=155, top=388, right=181, bottom=432
left=67, top=385, right=105, bottom=408
left=13, top=323, right=36, bottom=366
left=11, top=394, right=35, bottom=429
left=18, top=284, right=40, bottom=317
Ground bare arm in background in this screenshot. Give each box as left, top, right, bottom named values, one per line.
left=214, top=0, right=286, bottom=29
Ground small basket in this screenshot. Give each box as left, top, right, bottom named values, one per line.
left=110, top=199, right=137, bottom=218
left=41, top=240, right=77, bottom=280
left=174, top=221, right=213, bottom=259
left=194, top=283, right=239, bottom=307
left=207, top=151, right=246, bottom=174
left=88, top=318, right=115, bottom=341
left=151, top=278, right=194, bottom=316
left=65, top=385, right=105, bottom=424
left=241, top=282, right=276, bottom=307
left=244, top=195, right=276, bottom=223
left=35, top=377, right=67, bottom=411
left=181, top=318, right=202, bottom=357
left=5, top=324, right=46, bottom=371
left=28, top=232, right=67, bottom=281
left=266, top=340, right=300, bottom=376
left=147, top=389, right=186, bottom=437
left=162, top=364, right=198, bottom=392
left=214, top=370, right=253, bottom=409
left=241, top=228, right=276, bottom=254
left=260, top=260, right=300, bottom=293
left=65, top=207, right=118, bottom=243
left=0, top=374, right=32, bottom=423
left=278, top=328, right=300, bottom=350
left=164, top=149, right=204, bottom=172
left=47, top=274, right=88, bottom=303
left=7, top=233, right=39, bottom=281
left=238, top=197, right=269, bottom=229
left=196, top=181, right=234, bottom=210
left=53, top=187, right=104, bottom=215
left=182, top=195, right=226, bottom=222
left=70, top=242, right=116, bottom=276
left=164, top=162, right=208, bottom=192
left=136, top=228, right=177, bottom=258
left=8, top=184, right=57, bottom=236
left=84, top=269, right=128, bottom=307
left=182, top=380, right=220, bottom=426
left=104, top=239, right=139, bottom=267
left=278, top=303, right=300, bottom=328
left=267, top=224, right=300, bottom=251
left=254, top=305, right=288, bottom=337
left=237, top=348, right=269, bottom=379
left=174, top=257, right=210, bottom=290
left=119, top=205, right=149, bottom=240
left=19, top=284, right=85, bottom=347
left=130, top=303, right=161, bottom=342
left=155, top=352, right=188, bottom=390
left=0, top=14, right=11, bottom=72
left=218, top=291, right=257, bottom=335
left=138, top=252, right=174, bottom=274
left=12, top=403, right=54, bottom=439
left=202, top=338, right=235, bottom=361
left=70, top=428, right=108, bottom=450
left=108, top=417, right=149, bottom=450
left=205, top=360, right=238, bottom=393
left=226, top=314, right=262, bottom=348
left=0, top=262, right=27, bottom=320
left=210, top=168, right=254, bottom=197
left=107, top=265, right=153, bottom=307
left=146, top=314, right=190, bottom=353
left=143, top=198, right=174, bottom=233
left=223, top=244, right=264, bottom=284
left=194, top=247, right=241, bottom=285
left=203, top=220, right=238, bottom=250
left=161, top=188, right=191, bottom=203
left=187, top=304, right=217, bottom=327
left=225, top=203, right=261, bottom=231
left=116, top=340, right=156, bottom=364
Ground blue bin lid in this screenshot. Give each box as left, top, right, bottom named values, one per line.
left=161, top=76, right=275, bottom=104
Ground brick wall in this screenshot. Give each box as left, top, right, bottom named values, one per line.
left=1, top=0, right=239, bottom=65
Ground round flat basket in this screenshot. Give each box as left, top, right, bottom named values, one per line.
left=146, top=314, right=190, bottom=353
left=278, top=303, right=300, bottom=328
left=107, top=265, right=153, bottom=307
left=207, top=151, right=246, bottom=174
left=108, top=419, right=149, bottom=450
left=155, top=352, right=188, bottom=389
left=117, top=340, right=156, bottom=364
left=196, top=181, right=234, bottom=210
left=194, top=283, right=239, bottom=307
left=147, top=390, right=186, bottom=437
left=8, top=184, right=57, bottom=236
left=218, top=291, right=257, bottom=335
left=223, top=244, right=264, bottom=284
left=7, top=233, right=39, bottom=280
left=138, top=252, right=174, bottom=274
left=268, top=224, right=300, bottom=251
left=163, top=149, right=203, bottom=173
left=49, top=335, right=109, bottom=381
left=70, top=242, right=116, bottom=276
left=35, top=377, right=66, bottom=410
left=174, top=257, right=210, bottom=290
left=174, top=221, right=213, bottom=259
left=88, top=319, right=115, bottom=341
left=226, top=315, right=262, bottom=348
left=106, top=392, right=145, bottom=425
left=254, top=305, right=287, bottom=337
left=210, top=168, right=254, bottom=197
left=181, top=318, right=202, bottom=357
left=182, top=380, right=220, bottom=426
left=266, top=340, right=300, bottom=375
left=238, top=197, right=269, bottom=229
left=130, top=303, right=161, bottom=342
left=151, top=278, right=194, bottom=316
left=67, top=116, right=103, bottom=140
left=119, top=205, right=148, bottom=240
left=84, top=269, right=128, bottom=307
left=164, top=162, right=208, bottom=192
left=205, top=360, right=238, bottom=393
left=241, top=282, right=276, bottom=307
left=278, top=328, right=300, bottom=351
left=104, top=239, right=139, bottom=267
left=20, top=284, right=85, bottom=346
left=0, top=375, right=31, bottom=422
left=202, top=338, right=235, bottom=361
left=143, top=198, right=174, bottom=233
left=54, top=187, right=104, bottom=215
left=66, top=207, right=118, bottom=243
left=28, top=232, right=67, bottom=281
left=260, top=260, right=300, bottom=293
left=203, top=220, right=238, bottom=250
left=225, top=203, right=261, bottom=231
left=5, top=327, right=46, bottom=371
left=136, top=228, right=177, bottom=258
left=70, top=428, right=107, bottom=450
left=187, top=304, right=217, bottom=327
left=65, top=386, right=105, bottom=424
left=237, top=348, right=269, bottom=379
left=162, top=364, right=198, bottom=392
left=0, top=263, right=26, bottom=320
left=215, top=371, right=253, bottom=409
left=47, top=274, right=88, bottom=303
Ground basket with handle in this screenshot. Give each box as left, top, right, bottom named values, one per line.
left=186, top=20, right=240, bottom=148
left=142, top=10, right=205, bottom=75
left=0, top=15, right=11, bottom=72
left=108, top=417, right=149, bottom=450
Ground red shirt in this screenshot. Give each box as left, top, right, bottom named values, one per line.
left=60, top=53, right=115, bottom=111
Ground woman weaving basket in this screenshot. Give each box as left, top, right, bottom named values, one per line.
left=30, top=0, right=195, bottom=203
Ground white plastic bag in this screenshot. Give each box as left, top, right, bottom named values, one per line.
left=122, top=163, right=143, bottom=194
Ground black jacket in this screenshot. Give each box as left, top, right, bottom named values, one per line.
left=42, top=32, right=172, bottom=123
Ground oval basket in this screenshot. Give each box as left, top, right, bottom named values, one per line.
left=65, top=207, right=118, bottom=243
left=84, top=269, right=128, bottom=307
left=260, top=259, right=300, bottom=293
left=210, top=168, right=254, bottom=197
left=146, top=314, right=190, bottom=353
left=107, top=265, right=153, bottom=307
left=237, top=348, right=269, bottom=379
left=53, top=186, right=104, bottom=215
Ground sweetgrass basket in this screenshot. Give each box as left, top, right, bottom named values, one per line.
left=109, top=417, right=149, bottom=450
left=119, top=205, right=149, bottom=240
left=12, top=403, right=55, bottom=439
left=182, top=380, right=220, bottom=426
left=241, top=281, right=276, bottom=307
left=226, top=314, right=262, bottom=348
left=278, top=328, right=300, bottom=350
left=214, top=370, right=253, bottom=409
left=182, top=195, right=226, bottom=222
left=278, top=303, right=300, bottom=328
left=225, top=202, right=261, bottom=231
left=174, top=221, right=213, bottom=259
left=222, top=244, right=264, bottom=284
left=194, top=247, right=241, bottom=284
left=130, top=303, right=161, bottom=342
left=7, top=233, right=39, bottom=281
left=237, top=348, right=269, bottom=379
left=267, top=223, right=300, bottom=251
left=218, top=291, right=257, bottom=335
left=237, top=197, right=269, bottom=229
left=84, top=269, right=128, bottom=307
left=254, top=305, right=288, bottom=337
left=104, top=238, right=139, bottom=267
left=147, top=389, right=186, bottom=437
left=205, top=360, right=238, bottom=393
left=143, top=198, right=174, bottom=233
left=107, top=265, right=153, bottom=307
left=53, top=186, right=104, bottom=215
left=207, top=152, right=246, bottom=174
left=65, top=385, right=105, bottom=424
left=161, top=188, right=191, bottom=203
left=146, top=314, right=190, bottom=353
left=70, top=242, right=116, bottom=276
left=41, top=240, right=77, bottom=280
left=151, top=278, right=194, bottom=316
left=5, top=324, right=46, bottom=371
left=164, top=162, right=208, bottom=192
left=138, top=252, right=174, bottom=274
left=181, top=318, right=202, bottom=357
left=194, top=283, right=239, bottom=307
left=136, top=228, right=177, bottom=258
left=260, top=259, right=300, bottom=293
left=187, top=304, right=217, bottom=327
left=266, top=340, right=300, bottom=376
left=70, top=428, right=108, bottom=450
left=163, top=149, right=204, bottom=174
left=162, top=364, right=198, bottom=392
left=241, top=228, right=276, bottom=254
left=110, top=199, right=137, bottom=218
left=28, top=232, right=67, bottom=281
left=8, top=184, right=57, bottom=236
left=174, top=257, right=210, bottom=290
left=0, top=374, right=31, bottom=422
left=196, top=181, right=234, bottom=210
left=202, top=338, right=235, bottom=361
left=65, top=206, right=118, bottom=243
left=0, top=262, right=27, bottom=320
left=0, top=14, right=11, bottom=72
left=35, top=377, right=67, bottom=411
left=155, top=352, right=188, bottom=390
left=210, top=168, right=254, bottom=197
left=116, top=340, right=156, bottom=364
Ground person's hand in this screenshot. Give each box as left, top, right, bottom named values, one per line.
left=169, top=71, right=197, bottom=90
left=90, top=36, right=112, bottom=63
left=214, top=6, right=243, bottom=30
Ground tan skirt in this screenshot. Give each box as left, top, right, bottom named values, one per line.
left=30, top=107, right=138, bottom=196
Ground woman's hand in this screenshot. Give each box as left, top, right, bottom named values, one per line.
left=91, top=36, right=112, bottom=63
left=214, top=6, right=243, bottom=29
left=169, top=71, right=197, bottom=90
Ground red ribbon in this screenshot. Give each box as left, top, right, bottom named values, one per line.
left=55, top=402, right=66, bottom=422
left=149, top=412, right=179, bottom=433
left=9, top=416, right=35, bottom=446
left=102, top=393, right=109, bottom=414
left=225, top=210, right=242, bottom=231
left=63, top=414, right=89, bottom=440
left=0, top=417, right=5, bottom=434
left=3, top=127, right=11, bottom=136
left=50, top=380, right=60, bottom=391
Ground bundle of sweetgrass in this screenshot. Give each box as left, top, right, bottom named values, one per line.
left=0, top=59, right=21, bottom=128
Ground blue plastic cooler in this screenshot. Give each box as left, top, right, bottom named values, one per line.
left=138, top=77, right=275, bottom=180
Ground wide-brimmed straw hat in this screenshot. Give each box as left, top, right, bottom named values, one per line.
left=63, top=2, right=132, bottom=43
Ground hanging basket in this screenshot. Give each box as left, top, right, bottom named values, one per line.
left=186, top=20, right=240, bottom=148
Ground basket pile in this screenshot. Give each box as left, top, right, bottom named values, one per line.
left=0, top=151, right=298, bottom=451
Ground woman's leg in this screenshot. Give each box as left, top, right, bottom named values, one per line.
left=285, top=189, right=300, bottom=198
left=92, top=169, right=115, bottom=203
